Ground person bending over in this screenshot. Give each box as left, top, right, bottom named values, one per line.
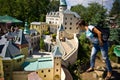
left=77, top=19, right=112, bottom=80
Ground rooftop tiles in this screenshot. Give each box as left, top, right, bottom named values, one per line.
left=23, top=57, right=53, bottom=71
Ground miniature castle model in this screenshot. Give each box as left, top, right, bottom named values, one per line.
left=0, top=36, right=25, bottom=80
left=22, top=46, right=62, bottom=80
left=0, top=0, right=80, bottom=80
left=0, top=57, right=4, bottom=80
left=46, top=0, right=80, bottom=34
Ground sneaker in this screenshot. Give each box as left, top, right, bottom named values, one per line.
left=86, top=67, right=94, bottom=72
left=105, top=71, right=112, bottom=80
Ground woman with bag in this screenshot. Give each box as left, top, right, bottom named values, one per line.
left=77, top=19, right=112, bottom=80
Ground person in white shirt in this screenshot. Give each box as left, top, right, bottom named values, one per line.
left=77, top=19, right=112, bottom=80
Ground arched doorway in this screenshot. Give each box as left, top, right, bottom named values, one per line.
left=54, top=74, right=60, bottom=80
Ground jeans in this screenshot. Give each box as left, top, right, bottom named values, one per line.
left=90, top=42, right=112, bottom=72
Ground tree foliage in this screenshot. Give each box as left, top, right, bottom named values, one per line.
left=40, top=38, right=45, bottom=50
left=110, top=28, right=120, bottom=44
left=108, top=0, right=120, bottom=44
left=0, top=0, right=59, bottom=23
left=78, top=33, right=91, bottom=64
left=109, top=0, right=120, bottom=26
left=71, top=2, right=107, bottom=25
left=47, top=0, right=59, bottom=12
left=109, top=0, right=120, bottom=16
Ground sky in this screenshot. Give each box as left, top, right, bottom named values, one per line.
left=66, top=0, right=115, bottom=12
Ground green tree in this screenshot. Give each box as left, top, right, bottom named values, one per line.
left=47, top=0, right=59, bottom=12
left=40, top=38, right=45, bottom=51
left=109, top=0, right=120, bottom=16
left=0, top=0, right=16, bottom=16
left=87, top=3, right=107, bottom=25
left=110, top=28, right=120, bottom=44
left=108, top=0, right=120, bottom=45
left=71, top=5, right=86, bottom=21
left=109, top=0, right=120, bottom=26
left=78, top=33, right=91, bottom=64
left=71, top=2, right=107, bottom=25
left=67, top=33, right=91, bottom=80
left=52, top=34, right=56, bottom=40
left=0, top=0, right=51, bottom=23
left=71, top=5, right=86, bottom=17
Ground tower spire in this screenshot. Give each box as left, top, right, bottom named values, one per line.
left=59, top=0, right=67, bottom=12
left=24, top=22, right=30, bottom=35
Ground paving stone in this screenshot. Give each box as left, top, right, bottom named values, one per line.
left=112, top=62, right=120, bottom=69
left=93, top=72, right=98, bottom=78
left=94, top=70, right=104, bottom=78
left=112, top=63, right=118, bottom=69
left=98, top=78, right=103, bottom=80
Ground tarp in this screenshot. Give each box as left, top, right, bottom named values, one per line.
left=0, top=15, right=22, bottom=24
left=114, top=45, right=120, bottom=57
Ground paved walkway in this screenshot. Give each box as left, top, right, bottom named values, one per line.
left=62, top=66, right=73, bottom=80
left=61, top=39, right=75, bottom=56
left=61, top=42, right=72, bottom=54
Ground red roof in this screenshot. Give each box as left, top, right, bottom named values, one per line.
left=0, top=78, right=4, bottom=80
left=28, top=72, right=42, bottom=80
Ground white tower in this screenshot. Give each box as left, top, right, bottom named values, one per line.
left=58, top=24, right=65, bottom=41
left=53, top=46, right=62, bottom=80
left=59, top=0, right=67, bottom=12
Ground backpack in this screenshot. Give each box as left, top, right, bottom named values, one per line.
left=89, top=26, right=110, bottom=42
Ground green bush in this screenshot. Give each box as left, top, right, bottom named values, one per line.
left=109, top=45, right=117, bottom=62
left=52, top=34, right=56, bottom=39
left=78, top=33, right=91, bottom=64
left=40, top=38, right=45, bottom=51
left=44, top=31, right=50, bottom=35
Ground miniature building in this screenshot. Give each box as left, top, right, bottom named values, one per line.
left=24, top=22, right=30, bottom=35
left=0, top=0, right=80, bottom=80
left=0, top=57, right=4, bottom=80
left=30, top=22, right=48, bottom=38
left=53, top=46, right=62, bottom=80
left=58, top=24, right=65, bottom=41
left=2, top=28, right=29, bottom=58
left=46, top=0, right=80, bottom=34
left=29, top=22, right=50, bottom=51
left=28, top=72, right=42, bottom=80
left=15, top=29, right=29, bottom=58
left=0, top=38, right=25, bottom=80
left=22, top=46, right=62, bottom=80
